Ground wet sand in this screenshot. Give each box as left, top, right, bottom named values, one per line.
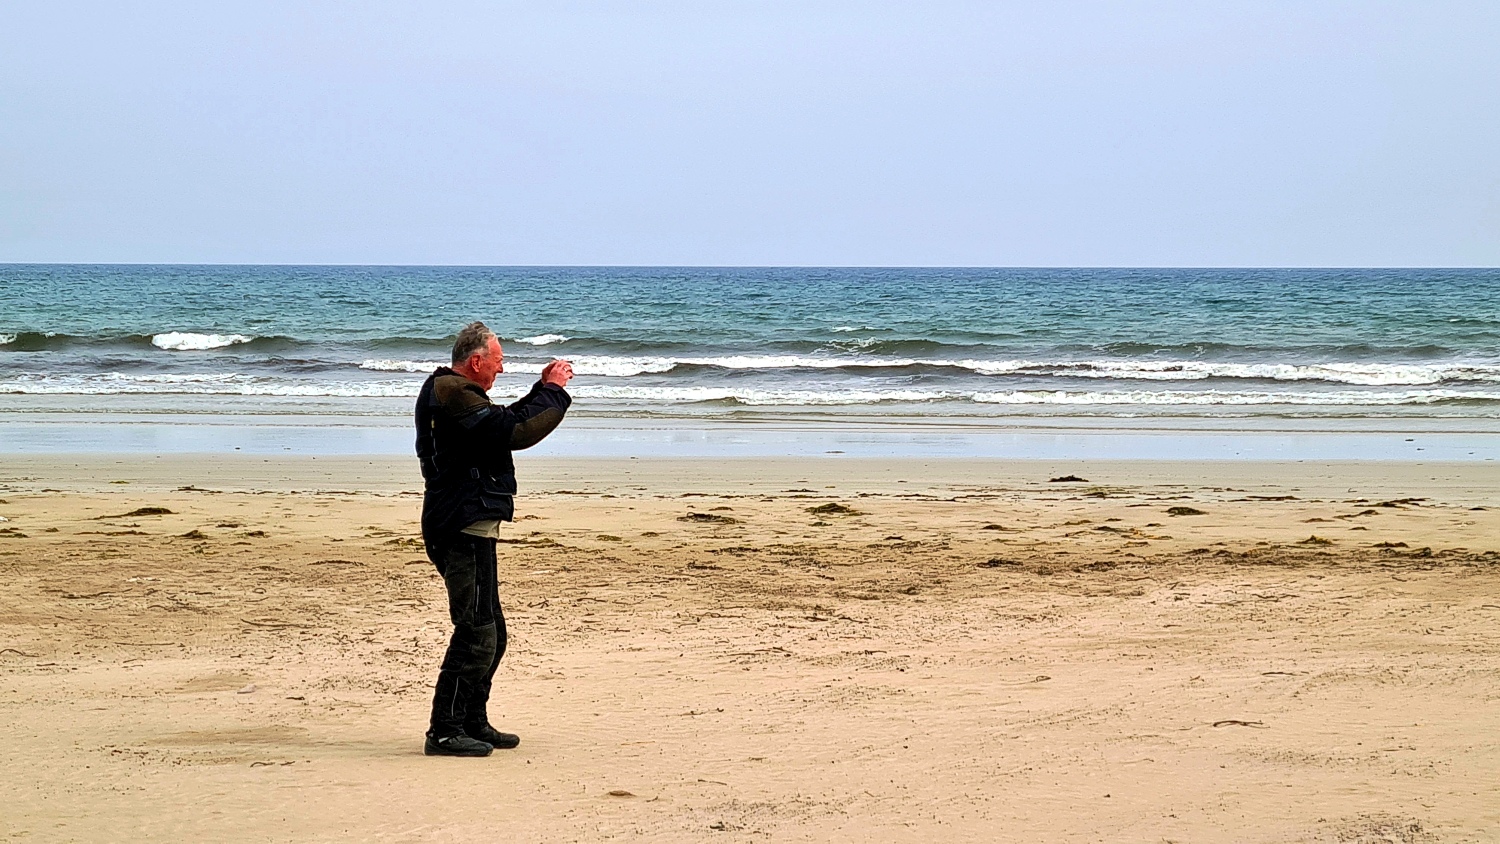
left=2, top=455, right=1498, bottom=842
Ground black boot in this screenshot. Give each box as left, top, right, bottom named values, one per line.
left=464, top=721, right=520, bottom=749
left=424, top=731, right=493, bottom=757
left=463, top=695, right=519, bottom=749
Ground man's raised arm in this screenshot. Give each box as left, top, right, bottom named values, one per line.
left=507, top=358, right=574, bottom=450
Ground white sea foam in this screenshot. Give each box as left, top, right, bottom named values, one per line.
left=0, top=373, right=420, bottom=397
left=500, top=356, right=677, bottom=377
left=151, top=332, right=255, bottom=351
left=360, top=359, right=444, bottom=373
left=238, top=382, right=418, bottom=397
left=828, top=338, right=884, bottom=350
left=105, top=373, right=246, bottom=384
left=567, top=386, right=952, bottom=405
left=0, top=334, right=15, bottom=345
left=568, top=385, right=1500, bottom=407
left=514, top=334, right=570, bottom=345
left=1012, top=360, right=1500, bottom=386
left=363, top=354, right=1500, bottom=384
left=5, top=372, right=1499, bottom=407
left=690, top=354, right=917, bottom=370
left=360, top=353, right=928, bottom=376
left=359, top=356, right=677, bottom=377
left=970, top=388, right=1500, bottom=406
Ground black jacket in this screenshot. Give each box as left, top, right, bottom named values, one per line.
left=415, top=367, right=571, bottom=558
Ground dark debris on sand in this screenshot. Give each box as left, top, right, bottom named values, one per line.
left=806, top=503, right=862, bottom=517
left=678, top=512, right=741, bottom=525
left=99, top=507, right=175, bottom=519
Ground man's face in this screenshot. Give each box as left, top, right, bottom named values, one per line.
left=468, top=337, right=504, bottom=390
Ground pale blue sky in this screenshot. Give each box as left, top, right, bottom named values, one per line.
left=2, top=2, right=1497, bottom=266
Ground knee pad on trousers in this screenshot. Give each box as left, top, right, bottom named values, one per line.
left=438, top=622, right=498, bottom=673
left=462, top=622, right=499, bottom=667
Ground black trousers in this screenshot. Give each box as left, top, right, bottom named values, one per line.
left=428, top=533, right=508, bottom=737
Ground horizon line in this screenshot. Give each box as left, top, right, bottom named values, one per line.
left=4, top=262, right=1498, bottom=271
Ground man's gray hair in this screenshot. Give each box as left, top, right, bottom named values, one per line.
left=451, top=321, right=497, bottom=365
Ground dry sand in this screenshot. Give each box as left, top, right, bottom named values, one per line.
left=2, top=454, right=1498, bottom=843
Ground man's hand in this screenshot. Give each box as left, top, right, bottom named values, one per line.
left=541, top=359, right=574, bottom=388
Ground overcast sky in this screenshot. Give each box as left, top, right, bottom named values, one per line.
left=2, top=2, right=1497, bottom=266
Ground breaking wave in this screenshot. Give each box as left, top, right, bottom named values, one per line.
left=150, top=332, right=256, bottom=351
left=0, top=331, right=66, bottom=351
left=969, top=388, right=1500, bottom=406
left=567, top=386, right=1500, bottom=407
left=7, top=373, right=1496, bottom=408
left=359, top=359, right=442, bottom=373
left=0, top=373, right=420, bottom=397
left=958, top=359, right=1500, bottom=386
left=358, top=356, right=678, bottom=377
left=513, top=334, right=570, bottom=345
left=356, top=355, right=1500, bottom=385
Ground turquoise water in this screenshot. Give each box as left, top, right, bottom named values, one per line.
left=3, top=265, right=1499, bottom=419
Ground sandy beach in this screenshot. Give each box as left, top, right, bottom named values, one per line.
left=2, top=454, right=1498, bottom=842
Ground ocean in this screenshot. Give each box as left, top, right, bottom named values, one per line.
left=3, top=266, right=1498, bottom=426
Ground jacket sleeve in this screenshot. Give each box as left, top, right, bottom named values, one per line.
left=505, top=382, right=572, bottom=449
left=439, top=379, right=571, bottom=453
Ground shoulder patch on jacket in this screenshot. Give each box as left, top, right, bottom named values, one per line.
left=431, top=374, right=491, bottom=419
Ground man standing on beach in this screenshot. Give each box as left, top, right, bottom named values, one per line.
left=414, top=321, right=574, bottom=757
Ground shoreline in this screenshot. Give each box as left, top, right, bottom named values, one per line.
left=5, top=453, right=1499, bottom=503
left=3, top=412, right=1498, bottom=460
